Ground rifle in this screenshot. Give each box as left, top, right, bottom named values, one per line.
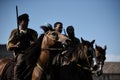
left=16, top=5, right=20, bottom=36
left=64, top=29, right=67, bottom=36
left=16, top=6, right=30, bottom=50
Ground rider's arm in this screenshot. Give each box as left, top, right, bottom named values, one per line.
left=7, top=29, right=20, bottom=51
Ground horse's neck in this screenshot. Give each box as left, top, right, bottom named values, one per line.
left=71, top=45, right=81, bottom=62
left=37, top=39, right=50, bottom=69
left=80, top=48, right=86, bottom=60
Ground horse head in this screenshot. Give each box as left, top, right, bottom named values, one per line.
left=77, top=37, right=95, bottom=70
left=41, top=26, right=71, bottom=49
left=40, top=26, right=71, bottom=67
left=94, top=45, right=107, bottom=76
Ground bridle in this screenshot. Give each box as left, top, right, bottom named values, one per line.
left=41, top=48, right=64, bottom=51
left=42, top=31, right=66, bottom=51
left=77, top=45, right=97, bottom=71
left=96, top=54, right=106, bottom=69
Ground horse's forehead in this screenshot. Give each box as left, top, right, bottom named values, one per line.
left=95, top=49, right=100, bottom=56
left=96, top=48, right=106, bottom=57
left=47, top=30, right=56, bottom=34
left=47, top=31, right=60, bottom=36
left=47, top=30, right=58, bottom=36
left=83, top=43, right=93, bottom=49
left=83, top=41, right=92, bottom=46
left=96, top=47, right=105, bottom=53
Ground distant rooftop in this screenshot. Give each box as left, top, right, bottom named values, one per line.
left=103, top=62, right=120, bottom=74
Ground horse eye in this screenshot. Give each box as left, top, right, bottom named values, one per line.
left=52, top=32, right=57, bottom=36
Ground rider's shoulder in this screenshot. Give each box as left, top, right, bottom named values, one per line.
left=28, top=28, right=37, bottom=34
left=75, top=37, right=80, bottom=43
left=11, top=28, right=18, bottom=34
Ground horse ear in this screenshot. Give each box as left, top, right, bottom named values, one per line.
left=81, top=37, right=84, bottom=42
left=95, top=44, right=98, bottom=48
left=104, top=45, right=107, bottom=50
left=91, top=40, right=95, bottom=44
left=48, top=26, right=53, bottom=31
left=40, top=26, right=49, bottom=32
left=47, top=24, right=53, bottom=31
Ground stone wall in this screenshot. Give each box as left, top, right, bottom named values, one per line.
left=93, top=74, right=120, bottom=80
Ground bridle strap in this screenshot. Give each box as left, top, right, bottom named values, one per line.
left=77, top=64, right=92, bottom=71
left=81, top=46, right=95, bottom=69
left=82, top=47, right=91, bottom=68
left=41, top=48, right=64, bottom=51
left=93, top=50, right=98, bottom=65
left=46, top=32, right=56, bottom=41
left=36, top=48, right=64, bottom=71
left=36, top=63, right=44, bottom=72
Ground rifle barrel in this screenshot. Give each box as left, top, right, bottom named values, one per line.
left=16, top=6, right=20, bottom=35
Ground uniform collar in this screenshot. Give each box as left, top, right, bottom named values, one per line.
left=20, top=29, right=27, bottom=34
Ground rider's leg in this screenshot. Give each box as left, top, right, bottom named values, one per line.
left=14, top=54, right=23, bottom=80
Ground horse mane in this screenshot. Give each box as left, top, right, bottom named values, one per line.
left=70, top=43, right=82, bottom=62
left=23, top=34, right=44, bottom=65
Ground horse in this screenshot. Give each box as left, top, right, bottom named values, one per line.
left=51, top=37, right=96, bottom=80
left=76, top=38, right=96, bottom=80
left=0, top=57, right=11, bottom=76
left=0, top=26, right=70, bottom=80
left=94, top=45, right=107, bottom=76
left=31, top=26, right=70, bottom=80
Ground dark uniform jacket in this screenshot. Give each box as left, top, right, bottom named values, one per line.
left=7, top=28, right=38, bottom=56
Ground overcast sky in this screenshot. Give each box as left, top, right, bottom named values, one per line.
left=0, top=0, right=120, bottom=62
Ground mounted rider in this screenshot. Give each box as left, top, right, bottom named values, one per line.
left=7, top=13, right=38, bottom=80
left=62, top=25, right=80, bottom=65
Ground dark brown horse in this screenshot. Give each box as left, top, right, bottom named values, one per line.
left=76, top=38, right=96, bottom=80
left=51, top=37, right=95, bottom=80
left=0, top=57, right=11, bottom=76
left=94, top=45, right=107, bottom=76
left=0, top=26, right=70, bottom=80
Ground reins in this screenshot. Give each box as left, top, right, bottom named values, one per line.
left=36, top=63, right=44, bottom=72
left=41, top=48, right=64, bottom=51
left=77, top=64, right=92, bottom=71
